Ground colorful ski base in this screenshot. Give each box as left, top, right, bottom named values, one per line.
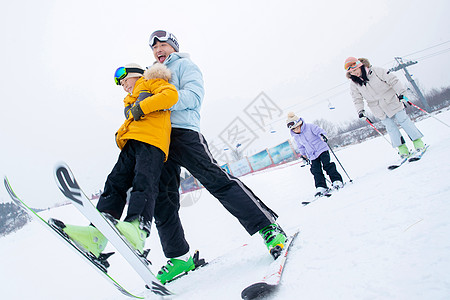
left=241, top=230, right=300, bottom=300
left=54, top=162, right=173, bottom=297
left=388, top=145, right=429, bottom=169
left=3, top=177, right=144, bottom=299
left=408, top=145, right=429, bottom=162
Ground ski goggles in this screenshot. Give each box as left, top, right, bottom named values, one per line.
left=149, top=30, right=179, bottom=48
left=287, top=118, right=303, bottom=130
left=114, top=67, right=144, bottom=85
left=346, top=60, right=362, bottom=71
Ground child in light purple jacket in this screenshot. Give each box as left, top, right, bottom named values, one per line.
left=287, top=112, right=343, bottom=197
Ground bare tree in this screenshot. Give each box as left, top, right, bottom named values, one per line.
left=230, top=146, right=244, bottom=161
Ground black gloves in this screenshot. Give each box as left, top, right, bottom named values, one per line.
left=129, top=91, right=153, bottom=120
left=358, top=110, right=375, bottom=123
left=130, top=103, right=145, bottom=121
left=320, top=134, right=328, bottom=142
left=398, top=95, right=410, bottom=105
left=301, top=155, right=310, bottom=165
left=358, top=110, right=366, bottom=119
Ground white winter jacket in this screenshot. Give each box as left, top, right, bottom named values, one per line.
left=348, top=62, right=406, bottom=120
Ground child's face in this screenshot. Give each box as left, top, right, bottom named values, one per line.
left=152, top=40, right=176, bottom=63
left=121, top=77, right=139, bottom=94
left=292, top=125, right=302, bottom=134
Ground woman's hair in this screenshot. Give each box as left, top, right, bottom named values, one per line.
left=350, top=66, right=369, bottom=86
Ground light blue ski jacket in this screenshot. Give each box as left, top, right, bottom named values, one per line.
left=163, top=52, right=204, bottom=132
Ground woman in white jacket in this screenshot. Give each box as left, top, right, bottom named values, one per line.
left=345, top=57, right=425, bottom=158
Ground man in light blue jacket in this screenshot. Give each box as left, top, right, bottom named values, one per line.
left=148, top=30, right=287, bottom=284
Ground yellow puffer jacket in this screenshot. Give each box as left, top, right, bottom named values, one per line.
left=115, top=63, right=178, bottom=161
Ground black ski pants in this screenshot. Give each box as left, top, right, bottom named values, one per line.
left=154, top=128, right=278, bottom=258
left=310, top=150, right=343, bottom=189
left=96, top=140, right=164, bottom=232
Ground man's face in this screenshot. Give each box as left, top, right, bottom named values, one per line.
left=152, top=40, right=176, bottom=63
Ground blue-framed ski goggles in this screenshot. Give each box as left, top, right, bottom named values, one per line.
left=114, top=67, right=144, bottom=85
left=346, top=60, right=362, bottom=71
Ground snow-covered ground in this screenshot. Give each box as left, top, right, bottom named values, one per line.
left=1, top=110, right=450, bottom=300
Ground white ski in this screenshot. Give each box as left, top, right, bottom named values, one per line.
left=3, top=176, right=143, bottom=299
left=408, top=145, right=429, bottom=162
left=54, top=162, right=172, bottom=297
left=241, top=230, right=300, bottom=299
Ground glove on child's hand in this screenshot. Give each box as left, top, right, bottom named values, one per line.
left=301, top=155, right=310, bottom=165
left=130, top=104, right=145, bottom=121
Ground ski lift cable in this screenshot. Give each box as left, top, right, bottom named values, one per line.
left=284, top=82, right=348, bottom=112
left=402, top=40, right=450, bottom=58
left=381, top=41, right=450, bottom=67
left=281, top=41, right=450, bottom=123
left=212, top=41, right=450, bottom=144
left=245, top=85, right=349, bottom=134
left=414, top=47, right=450, bottom=61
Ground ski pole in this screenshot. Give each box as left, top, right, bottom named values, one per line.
left=406, top=101, right=450, bottom=129
left=321, top=135, right=353, bottom=183
left=365, top=118, right=391, bottom=145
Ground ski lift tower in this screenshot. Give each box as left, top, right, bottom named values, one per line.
left=388, top=57, right=431, bottom=112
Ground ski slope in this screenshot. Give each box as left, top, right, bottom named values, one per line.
left=1, top=110, right=450, bottom=300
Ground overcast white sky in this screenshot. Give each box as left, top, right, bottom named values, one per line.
left=1, top=0, right=449, bottom=207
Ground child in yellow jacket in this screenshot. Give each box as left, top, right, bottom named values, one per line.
left=53, top=63, right=178, bottom=258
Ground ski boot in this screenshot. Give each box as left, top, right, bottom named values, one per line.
left=56, top=220, right=108, bottom=258
left=104, top=214, right=148, bottom=255
left=259, top=223, right=287, bottom=259
left=48, top=218, right=112, bottom=271
left=332, top=181, right=344, bottom=190
left=409, top=138, right=427, bottom=162
left=156, top=253, right=196, bottom=284
left=397, top=143, right=411, bottom=158
left=413, top=138, right=425, bottom=151
left=314, top=186, right=331, bottom=198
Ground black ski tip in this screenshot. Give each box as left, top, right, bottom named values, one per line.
left=387, top=165, right=399, bottom=170
left=49, top=218, right=66, bottom=229
left=145, top=281, right=173, bottom=296
left=241, top=282, right=276, bottom=300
